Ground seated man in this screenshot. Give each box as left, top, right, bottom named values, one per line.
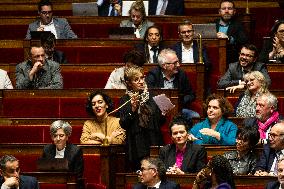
left=135, top=157, right=180, bottom=189
left=26, top=0, right=77, bottom=39
left=16, top=45, right=63, bottom=89
left=105, top=49, right=145, bottom=89
left=40, top=32, right=67, bottom=64
left=146, top=48, right=198, bottom=119
left=134, top=25, right=165, bottom=63
left=97, top=0, right=122, bottom=16
left=216, top=0, right=248, bottom=64
left=254, top=121, right=284, bottom=176
left=266, top=157, right=284, bottom=189
left=148, top=0, right=184, bottom=16
left=0, top=155, right=39, bottom=189
left=159, top=115, right=206, bottom=174
left=0, top=69, right=13, bottom=89
left=244, top=93, right=281, bottom=143
left=217, top=44, right=271, bottom=89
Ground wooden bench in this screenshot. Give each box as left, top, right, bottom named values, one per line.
left=115, top=173, right=277, bottom=189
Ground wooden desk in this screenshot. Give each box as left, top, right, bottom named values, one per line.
left=23, top=172, right=77, bottom=189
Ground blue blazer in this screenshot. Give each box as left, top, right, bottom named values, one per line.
left=148, top=0, right=184, bottom=15
left=0, top=175, right=39, bottom=189
left=266, top=181, right=280, bottom=189
left=255, top=144, right=276, bottom=173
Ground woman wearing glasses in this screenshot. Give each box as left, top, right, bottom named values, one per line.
left=119, top=66, right=164, bottom=171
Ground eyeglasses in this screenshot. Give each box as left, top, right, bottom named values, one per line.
left=268, top=133, right=284, bottom=139
left=166, top=60, right=179, bottom=65
left=239, top=53, right=254, bottom=58
left=136, top=167, right=155, bottom=174
left=40, top=11, right=53, bottom=15
left=180, top=30, right=194, bottom=35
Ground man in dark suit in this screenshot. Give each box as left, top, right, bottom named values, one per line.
left=97, top=0, right=122, bottom=16
left=254, top=121, right=284, bottom=176
left=40, top=32, right=68, bottom=64
left=0, top=155, right=39, bottom=189
left=216, top=0, right=248, bottom=64
left=266, top=157, right=284, bottom=189
left=135, top=25, right=165, bottom=63
left=148, top=0, right=184, bottom=15
left=134, top=157, right=180, bottom=189
left=159, top=115, right=206, bottom=174
left=217, top=44, right=271, bottom=89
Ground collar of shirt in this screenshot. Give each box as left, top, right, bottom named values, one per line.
left=162, top=71, right=175, bottom=82
left=55, top=147, right=65, bottom=158
left=181, top=42, right=193, bottom=51
left=153, top=181, right=161, bottom=188
left=218, top=19, right=230, bottom=27
left=40, top=18, right=54, bottom=26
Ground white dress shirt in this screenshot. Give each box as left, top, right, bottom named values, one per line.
left=181, top=43, right=194, bottom=63
left=40, top=19, right=58, bottom=39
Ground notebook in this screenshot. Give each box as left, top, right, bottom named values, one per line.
left=30, top=31, right=52, bottom=39
left=37, top=158, right=69, bottom=171
left=72, top=2, right=98, bottom=16
left=109, top=27, right=135, bottom=39
left=193, top=23, right=217, bottom=38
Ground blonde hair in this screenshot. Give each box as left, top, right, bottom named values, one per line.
left=124, top=66, right=144, bottom=83
left=243, top=71, right=268, bottom=94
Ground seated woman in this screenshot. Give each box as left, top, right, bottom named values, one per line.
left=120, top=0, right=154, bottom=38
left=80, top=91, right=126, bottom=144
left=229, top=71, right=269, bottom=118
left=42, top=120, right=84, bottom=179
left=105, top=49, right=145, bottom=89
left=190, top=94, right=237, bottom=145
left=119, top=66, right=164, bottom=171
left=259, top=19, right=284, bottom=63
left=193, top=155, right=236, bottom=189
left=223, top=126, right=260, bottom=175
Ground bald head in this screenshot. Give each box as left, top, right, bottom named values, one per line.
left=269, top=121, right=284, bottom=150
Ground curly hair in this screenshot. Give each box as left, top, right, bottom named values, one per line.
left=50, top=120, right=72, bottom=137
left=204, top=94, right=233, bottom=118
left=243, top=71, right=268, bottom=94
left=237, top=126, right=260, bottom=150
left=85, top=91, right=114, bottom=118
left=209, top=155, right=235, bottom=189
left=128, top=0, right=146, bottom=21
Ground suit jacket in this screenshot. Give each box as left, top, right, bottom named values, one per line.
left=171, top=41, right=211, bottom=71
left=26, top=17, right=78, bottom=39
left=98, top=0, right=122, bottom=16
left=148, top=0, right=184, bottom=15
left=266, top=181, right=280, bottom=189
left=159, top=142, right=207, bottom=173
left=258, top=37, right=284, bottom=64
left=0, top=175, right=39, bottom=189
left=53, top=50, right=68, bottom=64
left=146, top=66, right=195, bottom=107
left=215, top=18, right=249, bottom=63
left=120, top=19, right=154, bottom=39
left=42, top=143, right=84, bottom=178
left=133, top=180, right=180, bottom=189
left=134, top=42, right=165, bottom=63
left=15, top=59, right=63, bottom=89
left=217, top=61, right=271, bottom=88
left=0, top=69, right=13, bottom=89
left=255, top=144, right=276, bottom=173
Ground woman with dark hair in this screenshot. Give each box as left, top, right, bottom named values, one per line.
left=259, top=19, right=284, bottom=63
left=223, top=126, right=260, bottom=175
left=119, top=66, right=164, bottom=171
left=120, top=0, right=154, bottom=38
left=80, top=91, right=125, bottom=144
left=193, top=155, right=236, bottom=189
left=189, top=94, right=237, bottom=145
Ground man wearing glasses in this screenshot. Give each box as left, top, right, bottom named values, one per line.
left=0, top=155, right=39, bottom=189
left=254, top=121, right=284, bottom=176
left=26, top=0, right=77, bottom=39
left=134, top=157, right=180, bottom=189
left=216, top=0, right=248, bottom=64
left=217, top=44, right=271, bottom=89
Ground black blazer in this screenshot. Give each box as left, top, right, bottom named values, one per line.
left=255, top=144, right=276, bottom=173
left=53, top=50, right=67, bottom=64
left=159, top=142, right=207, bottom=173
left=42, top=143, right=84, bottom=178
left=266, top=181, right=280, bottom=189
left=171, top=41, right=211, bottom=71
left=0, top=175, right=39, bottom=189
left=148, top=0, right=184, bottom=15
left=133, top=180, right=180, bottom=189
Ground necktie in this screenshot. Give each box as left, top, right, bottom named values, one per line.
left=159, top=0, right=167, bottom=15
left=110, top=5, right=115, bottom=16
left=151, top=46, right=158, bottom=63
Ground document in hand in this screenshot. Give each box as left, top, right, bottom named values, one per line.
left=153, top=94, right=175, bottom=115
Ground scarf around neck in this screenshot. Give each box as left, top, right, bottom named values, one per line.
left=258, top=111, right=280, bottom=139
